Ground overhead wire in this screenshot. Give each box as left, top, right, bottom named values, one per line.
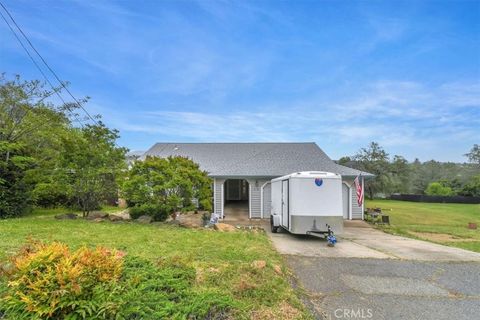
left=0, top=5, right=85, bottom=128
left=0, top=1, right=98, bottom=127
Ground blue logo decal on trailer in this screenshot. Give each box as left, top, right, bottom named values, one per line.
left=314, top=178, right=323, bottom=187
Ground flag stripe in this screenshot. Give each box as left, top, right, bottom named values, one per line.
left=354, top=175, right=363, bottom=207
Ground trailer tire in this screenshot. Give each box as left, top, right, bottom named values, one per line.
left=270, top=216, right=279, bottom=233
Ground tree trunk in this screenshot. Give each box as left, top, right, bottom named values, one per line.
left=368, top=186, right=374, bottom=200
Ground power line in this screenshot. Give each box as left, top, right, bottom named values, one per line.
left=0, top=1, right=98, bottom=126
left=1, top=1, right=126, bottom=151
left=0, top=5, right=85, bottom=128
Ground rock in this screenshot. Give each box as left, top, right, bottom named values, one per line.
left=251, top=260, right=266, bottom=270
left=115, top=210, right=131, bottom=220
left=86, top=211, right=109, bottom=220
left=273, top=264, right=283, bottom=275
left=108, top=214, right=123, bottom=222
left=55, top=213, right=77, bottom=220
left=137, top=215, right=153, bottom=224
left=93, top=218, right=105, bottom=223
left=213, top=223, right=236, bottom=232
left=167, top=219, right=181, bottom=226
left=179, top=221, right=199, bottom=229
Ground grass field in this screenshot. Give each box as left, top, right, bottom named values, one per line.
left=0, top=208, right=311, bottom=319
left=366, top=199, right=480, bottom=253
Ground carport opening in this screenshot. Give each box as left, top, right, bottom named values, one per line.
left=223, top=179, right=249, bottom=220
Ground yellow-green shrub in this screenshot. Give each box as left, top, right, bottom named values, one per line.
left=0, top=241, right=124, bottom=319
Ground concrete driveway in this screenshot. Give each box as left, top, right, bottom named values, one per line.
left=268, top=220, right=480, bottom=261
left=266, top=221, right=480, bottom=319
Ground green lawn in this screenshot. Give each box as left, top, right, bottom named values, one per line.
left=366, top=199, right=480, bottom=252
left=0, top=208, right=311, bottom=319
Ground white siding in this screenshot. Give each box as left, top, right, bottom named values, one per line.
left=351, top=188, right=363, bottom=219
left=262, top=182, right=271, bottom=218
left=247, top=179, right=269, bottom=218
left=213, top=178, right=225, bottom=217
left=342, top=178, right=363, bottom=220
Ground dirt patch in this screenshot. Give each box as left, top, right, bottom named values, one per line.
left=250, top=301, right=301, bottom=320
left=410, top=232, right=477, bottom=243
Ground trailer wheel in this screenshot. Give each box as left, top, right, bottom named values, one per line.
left=270, top=216, right=279, bottom=233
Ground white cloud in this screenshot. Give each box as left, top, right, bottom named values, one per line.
left=94, top=79, right=479, bottom=155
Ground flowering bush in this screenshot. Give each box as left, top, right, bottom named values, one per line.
left=0, top=241, right=236, bottom=319
left=0, top=241, right=124, bottom=319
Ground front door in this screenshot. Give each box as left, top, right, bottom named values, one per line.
left=281, top=180, right=289, bottom=229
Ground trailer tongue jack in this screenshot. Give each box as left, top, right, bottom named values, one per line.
left=306, top=224, right=337, bottom=247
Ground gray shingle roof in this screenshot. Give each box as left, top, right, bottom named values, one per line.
left=141, top=142, right=373, bottom=178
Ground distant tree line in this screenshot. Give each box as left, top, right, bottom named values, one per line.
left=338, top=142, right=480, bottom=199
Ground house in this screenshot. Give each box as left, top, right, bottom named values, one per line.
left=141, top=142, right=373, bottom=220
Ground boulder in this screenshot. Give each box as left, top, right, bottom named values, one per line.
left=213, top=223, right=236, bottom=232
left=92, top=218, right=105, bottom=223
left=167, top=219, right=181, bottom=226
left=251, top=260, right=266, bottom=270
left=108, top=214, right=124, bottom=222
left=54, top=213, right=78, bottom=220
left=179, top=221, right=199, bottom=229
left=137, top=215, right=153, bottom=224
left=86, top=211, right=109, bottom=220
left=115, top=210, right=131, bottom=220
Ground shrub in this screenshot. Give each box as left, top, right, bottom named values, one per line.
left=31, top=182, right=70, bottom=208
left=0, top=159, right=32, bottom=219
left=129, top=203, right=169, bottom=221
left=0, top=241, right=124, bottom=319
left=200, top=198, right=212, bottom=212
left=460, top=175, right=480, bottom=197
left=0, top=241, right=237, bottom=319
left=117, top=256, right=237, bottom=319
left=425, top=182, right=455, bottom=196
left=121, top=156, right=212, bottom=215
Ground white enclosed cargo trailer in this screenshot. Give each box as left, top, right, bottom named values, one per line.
left=270, top=172, right=343, bottom=236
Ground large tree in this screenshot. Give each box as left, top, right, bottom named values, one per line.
left=390, top=155, right=411, bottom=193
left=352, top=142, right=391, bottom=199
left=0, top=74, right=70, bottom=217
left=54, top=123, right=127, bottom=217
left=0, top=74, right=126, bottom=217
left=465, top=144, right=480, bottom=166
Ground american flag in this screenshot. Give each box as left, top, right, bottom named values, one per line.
left=354, top=175, right=363, bottom=206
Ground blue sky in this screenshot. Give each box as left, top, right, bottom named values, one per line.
left=1, top=0, right=479, bottom=162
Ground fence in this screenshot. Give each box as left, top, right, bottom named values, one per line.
left=390, top=194, right=480, bottom=204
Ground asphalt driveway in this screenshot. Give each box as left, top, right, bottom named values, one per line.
left=288, top=256, right=480, bottom=320
left=266, top=221, right=480, bottom=319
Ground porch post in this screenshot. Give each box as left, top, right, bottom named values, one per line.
left=248, top=183, right=252, bottom=219
left=348, top=184, right=353, bottom=220
left=221, top=181, right=224, bottom=219
left=361, top=176, right=365, bottom=220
